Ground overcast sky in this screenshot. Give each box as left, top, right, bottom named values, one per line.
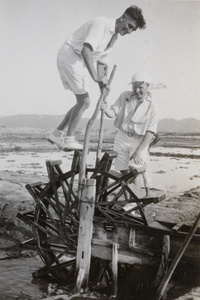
left=1, top=0, right=200, bottom=120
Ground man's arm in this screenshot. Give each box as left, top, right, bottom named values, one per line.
left=101, top=104, right=116, bottom=118
left=101, top=92, right=125, bottom=118
left=137, top=131, right=155, bottom=152
left=97, top=61, right=108, bottom=90
left=81, top=43, right=107, bottom=85
left=130, top=131, right=155, bottom=164
left=97, top=61, right=108, bottom=78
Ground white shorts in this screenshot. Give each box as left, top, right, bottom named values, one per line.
left=57, top=43, right=89, bottom=95
left=113, top=130, right=151, bottom=187
left=113, top=130, right=147, bottom=170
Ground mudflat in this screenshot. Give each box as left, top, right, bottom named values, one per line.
left=0, top=126, right=200, bottom=300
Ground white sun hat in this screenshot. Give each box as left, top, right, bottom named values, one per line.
left=128, top=72, right=153, bottom=85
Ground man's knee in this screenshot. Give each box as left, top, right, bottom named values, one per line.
left=76, top=93, right=90, bottom=109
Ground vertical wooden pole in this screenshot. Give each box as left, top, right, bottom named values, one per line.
left=96, top=65, right=117, bottom=166
left=96, top=109, right=105, bottom=165
left=75, top=178, right=96, bottom=292
left=112, top=242, right=119, bottom=297
left=78, top=65, right=117, bottom=199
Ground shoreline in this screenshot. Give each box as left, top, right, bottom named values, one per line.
left=0, top=168, right=199, bottom=249
left=0, top=127, right=200, bottom=300
left=0, top=169, right=200, bottom=300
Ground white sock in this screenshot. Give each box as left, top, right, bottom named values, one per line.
left=65, top=136, right=75, bottom=140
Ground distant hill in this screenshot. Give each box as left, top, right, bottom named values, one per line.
left=0, top=114, right=200, bottom=134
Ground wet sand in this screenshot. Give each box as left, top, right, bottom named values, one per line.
left=0, top=127, right=200, bottom=299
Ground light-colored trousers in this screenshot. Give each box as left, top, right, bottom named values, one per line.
left=113, top=130, right=151, bottom=189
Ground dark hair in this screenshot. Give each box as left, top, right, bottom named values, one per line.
left=124, top=5, right=146, bottom=29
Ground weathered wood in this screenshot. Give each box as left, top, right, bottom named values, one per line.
left=129, top=228, right=136, bottom=248
left=112, top=243, right=118, bottom=296
left=154, top=213, right=200, bottom=300
left=78, top=65, right=117, bottom=198
left=96, top=65, right=117, bottom=165
left=153, top=235, right=170, bottom=287
left=75, top=178, right=96, bottom=292
left=90, top=151, right=118, bottom=203
left=92, top=221, right=166, bottom=264
left=17, top=152, right=200, bottom=296
left=91, top=238, right=161, bottom=265
left=76, top=268, right=85, bottom=293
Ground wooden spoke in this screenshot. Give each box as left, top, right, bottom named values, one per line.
left=18, top=150, right=169, bottom=295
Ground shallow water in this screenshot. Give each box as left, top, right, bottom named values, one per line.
left=0, top=252, right=112, bottom=300
left=0, top=254, right=46, bottom=299
left=0, top=253, right=199, bottom=300
left=151, top=146, right=200, bottom=156
left=1, top=148, right=200, bottom=299
left=1, top=149, right=200, bottom=197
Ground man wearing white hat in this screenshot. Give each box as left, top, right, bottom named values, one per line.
left=103, top=72, right=159, bottom=196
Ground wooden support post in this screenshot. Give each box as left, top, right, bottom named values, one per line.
left=153, top=235, right=170, bottom=288
left=153, top=213, right=200, bottom=300
left=112, top=242, right=119, bottom=297
left=129, top=228, right=136, bottom=248
left=75, top=179, right=96, bottom=292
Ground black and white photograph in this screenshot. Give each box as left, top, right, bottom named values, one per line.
left=0, top=1, right=200, bottom=299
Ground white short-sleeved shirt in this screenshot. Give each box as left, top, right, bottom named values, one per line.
left=57, top=17, right=117, bottom=94
left=66, top=16, right=117, bottom=64
left=112, top=91, right=159, bottom=136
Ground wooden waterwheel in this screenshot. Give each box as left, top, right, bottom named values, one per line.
left=18, top=149, right=170, bottom=297
left=17, top=66, right=170, bottom=297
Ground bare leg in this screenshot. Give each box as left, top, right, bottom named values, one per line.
left=48, top=93, right=89, bottom=150
left=57, top=92, right=89, bottom=131
left=57, top=106, right=74, bottom=131
left=66, top=93, right=90, bottom=136
left=56, top=92, right=89, bottom=134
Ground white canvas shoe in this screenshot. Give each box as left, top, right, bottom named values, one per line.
left=47, top=133, right=65, bottom=149
left=62, top=136, right=83, bottom=151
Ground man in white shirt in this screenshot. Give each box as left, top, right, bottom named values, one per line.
left=48, top=5, right=146, bottom=150
left=103, top=72, right=159, bottom=196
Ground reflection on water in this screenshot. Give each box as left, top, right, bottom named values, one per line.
left=0, top=149, right=200, bottom=299
left=0, top=253, right=199, bottom=300
left=0, top=255, right=45, bottom=299
left=1, top=149, right=200, bottom=196
left=0, top=151, right=96, bottom=175
left=151, top=146, right=200, bottom=155
left=0, top=253, right=109, bottom=299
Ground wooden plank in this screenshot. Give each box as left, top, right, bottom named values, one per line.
left=129, top=228, right=136, bottom=248
left=105, top=170, right=124, bottom=179
left=91, top=240, right=160, bottom=266
left=75, top=178, right=96, bottom=291
left=169, top=235, right=200, bottom=263
left=92, top=238, right=161, bottom=257
left=46, top=160, right=62, bottom=167
left=149, top=221, right=172, bottom=233
left=27, top=181, right=48, bottom=187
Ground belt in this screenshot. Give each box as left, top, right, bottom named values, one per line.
left=120, top=129, right=141, bottom=137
